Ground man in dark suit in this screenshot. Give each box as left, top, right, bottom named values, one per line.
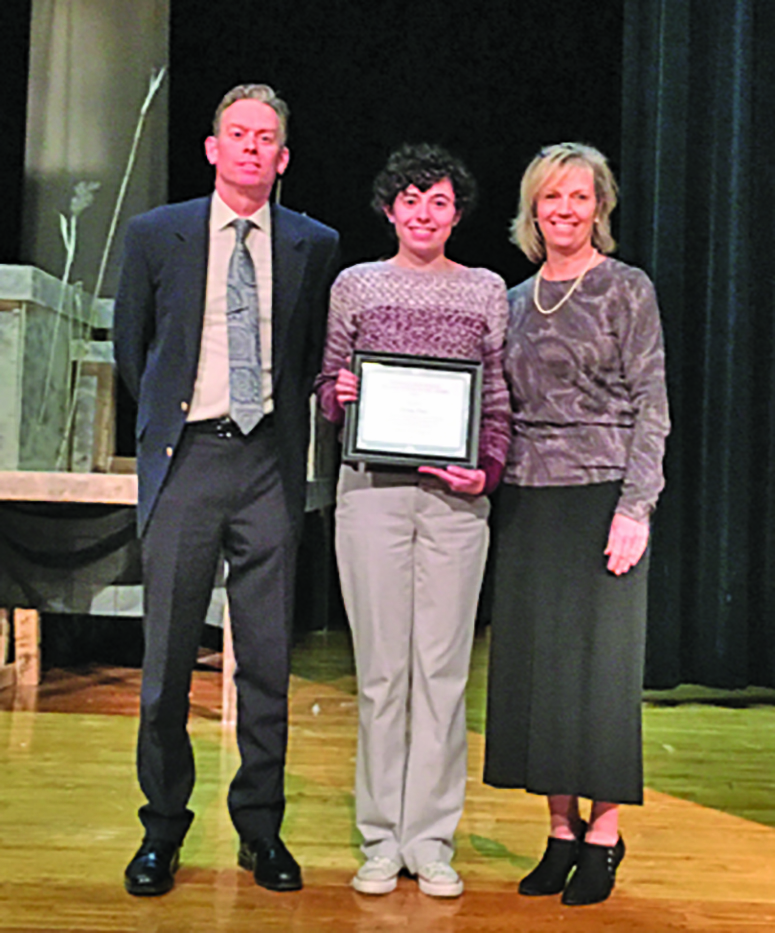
left=114, top=84, right=339, bottom=896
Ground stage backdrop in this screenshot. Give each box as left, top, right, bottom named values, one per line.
left=166, top=0, right=624, bottom=283
left=5, top=0, right=775, bottom=687
left=0, top=1, right=31, bottom=264
left=620, top=0, right=775, bottom=687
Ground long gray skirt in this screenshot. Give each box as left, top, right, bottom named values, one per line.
left=483, top=482, right=648, bottom=804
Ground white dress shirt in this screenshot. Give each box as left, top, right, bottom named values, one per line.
left=188, top=191, right=274, bottom=421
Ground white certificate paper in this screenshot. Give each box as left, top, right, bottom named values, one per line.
left=356, top=362, right=471, bottom=458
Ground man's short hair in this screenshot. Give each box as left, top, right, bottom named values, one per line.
left=212, top=84, right=290, bottom=145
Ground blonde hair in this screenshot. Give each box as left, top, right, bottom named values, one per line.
left=510, top=142, right=618, bottom=264
left=212, top=84, right=289, bottom=145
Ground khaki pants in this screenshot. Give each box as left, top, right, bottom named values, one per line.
left=335, top=464, right=490, bottom=872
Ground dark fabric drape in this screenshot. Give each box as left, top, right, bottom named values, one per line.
left=0, top=502, right=340, bottom=648
left=0, top=504, right=140, bottom=612
left=0, top=0, right=31, bottom=263
left=620, top=0, right=775, bottom=687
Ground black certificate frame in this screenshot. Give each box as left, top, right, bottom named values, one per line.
left=342, top=350, right=483, bottom=469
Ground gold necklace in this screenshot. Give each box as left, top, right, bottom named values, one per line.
left=533, top=251, right=598, bottom=315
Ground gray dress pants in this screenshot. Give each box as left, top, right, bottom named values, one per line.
left=335, top=464, right=489, bottom=872
left=138, top=419, right=296, bottom=844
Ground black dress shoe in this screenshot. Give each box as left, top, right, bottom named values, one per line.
left=519, top=822, right=587, bottom=896
left=561, top=836, right=625, bottom=906
left=124, top=838, right=181, bottom=896
left=238, top=836, right=302, bottom=891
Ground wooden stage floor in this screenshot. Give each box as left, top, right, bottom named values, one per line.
left=1, top=630, right=775, bottom=932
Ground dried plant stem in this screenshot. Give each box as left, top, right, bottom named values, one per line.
left=37, top=218, right=76, bottom=420
left=89, top=66, right=166, bottom=323
left=56, top=66, right=167, bottom=470
left=32, top=202, right=92, bottom=439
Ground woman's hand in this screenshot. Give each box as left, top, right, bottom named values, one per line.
left=605, top=513, right=649, bottom=576
left=335, top=368, right=359, bottom=405
left=417, top=464, right=486, bottom=495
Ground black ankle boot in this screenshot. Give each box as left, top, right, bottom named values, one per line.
left=518, top=822, right=587, bottom=896
left=561, top=836, right=625, bottom=906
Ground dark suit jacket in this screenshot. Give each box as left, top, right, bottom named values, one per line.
left=113, top=196, right=340, bottom=536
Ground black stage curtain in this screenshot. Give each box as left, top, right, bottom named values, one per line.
left=0, top=0, right=32, bottom=263
left=167, top=0, right=624, bottom=283
left=620, top=0, right=775, bottom=687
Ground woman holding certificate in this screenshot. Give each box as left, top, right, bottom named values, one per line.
left=484, top=143, right=670, bottom=906
left=316, top=143, right=510, bottom=898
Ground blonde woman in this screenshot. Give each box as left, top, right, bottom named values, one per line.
left=484, top=143, right=670, bottom=905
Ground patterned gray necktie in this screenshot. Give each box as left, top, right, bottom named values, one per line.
left=227, top=218, right=263, bottom=434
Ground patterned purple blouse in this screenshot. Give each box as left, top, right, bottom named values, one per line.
left=503, top=257, right=670, bottom=523
left=315, top=262, right=511, bottom=491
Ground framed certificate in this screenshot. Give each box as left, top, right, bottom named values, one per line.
left=342, top=351, right=483, bottom=469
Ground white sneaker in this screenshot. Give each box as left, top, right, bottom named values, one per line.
left=351, top=856, right=401, bottom=895
left=417, top=860, right=464, bottom=897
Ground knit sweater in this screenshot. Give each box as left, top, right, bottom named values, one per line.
left=503, top=257, right=670, bottom=522
left=315, top=261, right=511, bottom=491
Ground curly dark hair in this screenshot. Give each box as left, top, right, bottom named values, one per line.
left=371, top=143, right=477, bottom=221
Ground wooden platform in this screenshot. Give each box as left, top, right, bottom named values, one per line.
left=0, top=470, right=138, bottom=691
left=1, top=634, right=775, bottom=932
left=0, top=469, right=137, bottom=504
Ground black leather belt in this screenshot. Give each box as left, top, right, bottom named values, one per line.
left=186, top=413, right=273, bottom=438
